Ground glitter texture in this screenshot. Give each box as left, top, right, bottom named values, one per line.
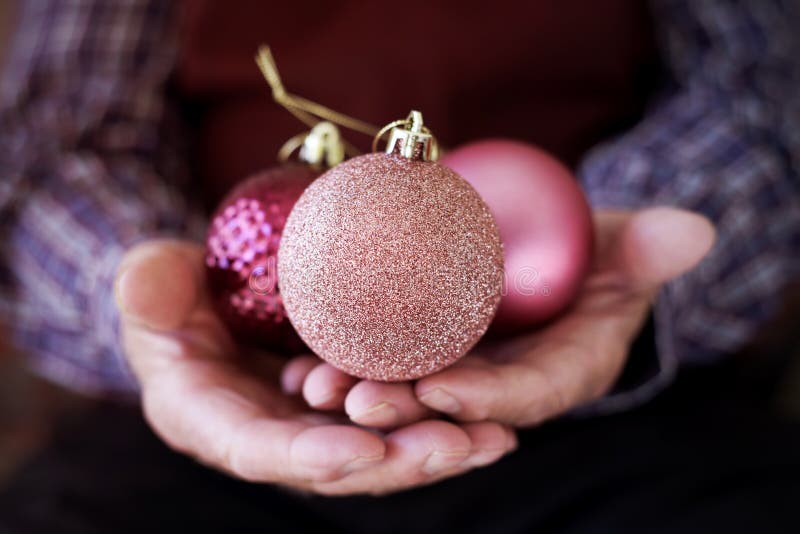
left=278, top=153, right=504, bottom=381
left=205, top=165, right=318, bottom=353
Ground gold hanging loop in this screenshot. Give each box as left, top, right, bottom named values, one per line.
left=278, top=121, right=346, bottom=168
left=277, top=132, right=308, bottom=163
left=370, top=119, right=408, bottom=153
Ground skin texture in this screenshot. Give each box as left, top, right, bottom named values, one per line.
left=287, top=207, right=715, bottom=431
left=116, top=206, right=712, bottom=496
left=116, top=241, right=517, bottom=496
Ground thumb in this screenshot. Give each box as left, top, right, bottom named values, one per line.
left=114, top=239, right=204, bottom=331
left=616, top=207, right=716, bottom=290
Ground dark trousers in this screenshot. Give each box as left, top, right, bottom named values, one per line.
left=1, top=363, right=799, bottom=534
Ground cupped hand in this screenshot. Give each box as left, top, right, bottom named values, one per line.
left=115, top=239, right=516, bottom=496
left=287, top=207, right=715, bottom=428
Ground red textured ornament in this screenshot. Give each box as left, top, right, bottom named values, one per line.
left=441, top=140, right=593, bottom=333
left=205, top=165, right=318, bottom=353
left=279, top=112, right=504, bottom=381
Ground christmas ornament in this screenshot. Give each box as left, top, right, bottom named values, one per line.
left=441, top=139, right=593, bottom=332
left=279, top=112, right=504, bottom=381
left=205, top=122, right=345, bottom=353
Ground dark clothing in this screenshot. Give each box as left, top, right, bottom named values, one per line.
left=1, top=363, right=798, bottom=534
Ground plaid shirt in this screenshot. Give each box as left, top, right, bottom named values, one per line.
left=1, top=1, right=799, bottom=410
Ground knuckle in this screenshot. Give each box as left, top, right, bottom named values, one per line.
left=306, top=467, right=346, bottom=484
left=466, top=400, right=492, bottom=421
left=460, top=367, right=503, bottom=421
left=140, top=388, right=189, bottom=456
left=512, top=352, right=575, bottom=427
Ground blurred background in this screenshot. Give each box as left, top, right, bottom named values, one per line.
left=0, top=0, right=90, bottom=488
left=1, top=0, right=799, bottom=499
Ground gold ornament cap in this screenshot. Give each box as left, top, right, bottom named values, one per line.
left=373, top=111, right=439, bottom=162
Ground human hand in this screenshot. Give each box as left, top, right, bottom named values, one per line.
left=286, top=207, right=715, bottom=428
left=116, top=239, right=517, bottom=495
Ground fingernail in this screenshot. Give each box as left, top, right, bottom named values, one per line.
left=418, top=388, right=461, bottom=414
left=506, top=430, right=519, bottom=452
left=307, top=391, right=334, bottom=407
left=340, top=453, right=384, bottom=475
left=351, top=402, right=397, bottom=425
left=465, top=435, right=518, bottom=469
left=422, top=449, right=469, bottom=475
left=306, top=387, right=345, bottom=408
left=113, top=267, right=132, bottom=314
left=465, top=448, right=507, bottom=468
left=281, top=379, right=300, bottom=396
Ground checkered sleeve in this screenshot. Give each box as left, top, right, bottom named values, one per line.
left=0, top=0, right=202, bottom=396
left=579, top=0, right=800, bottom=410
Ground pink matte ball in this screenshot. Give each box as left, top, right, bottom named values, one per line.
left=441, top=140, right=593, bottom=333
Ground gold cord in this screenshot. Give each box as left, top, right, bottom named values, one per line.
left=255, top=46, right=382, bottom=139
left=256, top=45, right=442, bottom=159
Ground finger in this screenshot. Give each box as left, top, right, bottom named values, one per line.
left=415, top=348, right=594, bottom=427
left=143, top=363, right=385, bottom=485
left=387, top=420, right=471, bottom=477
left=460, top=422, right=518, bottom=468
left=281, top=355, right=320, bottom=395
left=608, top=207, right=715, bottom=291
left=413, top=209, right=716, bottom=429
left=311, top=420, right=473, bottom=496
left=345, top=381, right=431, bottom=428
left=416, top=358, right=533, bottom=424
left=302, top=363, right=359, bottom=410
left=115, top=239, right=205, bottom=331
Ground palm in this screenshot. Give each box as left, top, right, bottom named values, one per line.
left=288, top=208, right=715, bottom=428
left=116, top=240, right=517, bottom=495
left=432, top=212, right=661, bottom=424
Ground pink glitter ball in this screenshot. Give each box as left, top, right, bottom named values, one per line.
left=278, top=153, right=504, bottom=381
left=205, top=165, right=318, bottom=353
